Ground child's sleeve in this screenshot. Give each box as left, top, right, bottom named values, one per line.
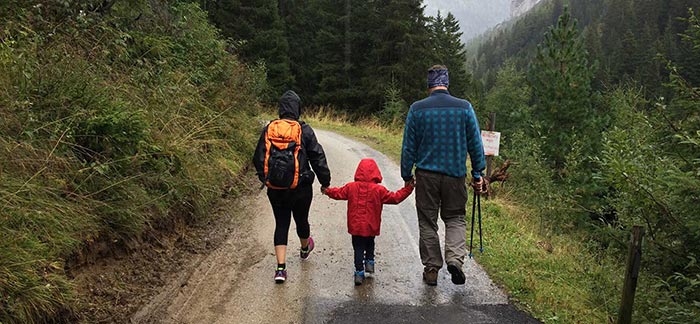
left=380, top=184, right=414, bottom=204
left=325, top=184, right=349, bottom=200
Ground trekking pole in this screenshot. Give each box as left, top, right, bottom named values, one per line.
left=469, top=190, right=476, bottom=258
left=478, top=190, right=484, bottom=254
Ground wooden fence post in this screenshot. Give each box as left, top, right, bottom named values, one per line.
left=617, top=226, right=644, bottom=324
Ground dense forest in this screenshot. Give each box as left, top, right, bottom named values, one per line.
left=468, top=0, right=700, bottom=321
left=194, top=0, right=470, bottom=115
left=468, top=0, right=700, bottom=94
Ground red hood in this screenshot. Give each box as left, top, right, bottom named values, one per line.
left=354, top=158, right=382, bottom=183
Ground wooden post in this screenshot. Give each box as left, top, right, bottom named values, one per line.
left=485, top=112, right=496, bottom=178
left=484, top=112, right=496, bottom=199
left=617, top=226, right=644, bottom=324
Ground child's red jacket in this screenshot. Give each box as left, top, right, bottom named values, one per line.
left=325, top=158, right=413, bottom=237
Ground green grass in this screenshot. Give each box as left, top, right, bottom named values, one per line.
left=302, top=107, right=405, bottom=160
left=301, top=109, right=620, bottom=323
left=475, top=201, right=619, bottom=323
left=0, top=3, right=262, bottom=323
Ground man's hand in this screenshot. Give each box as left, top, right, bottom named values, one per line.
left=321, top=186, right=328, bottom=195
left=471, top=177, right=488, bottom=194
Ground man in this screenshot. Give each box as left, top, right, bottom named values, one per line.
left=400, top=65, right=486, bottom=286
left=253, top=90, right=331, bottom=283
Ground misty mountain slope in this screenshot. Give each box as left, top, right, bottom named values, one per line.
left=423, top=0, right=511, bottom=41
left=423, top=0, right=544, bottom=42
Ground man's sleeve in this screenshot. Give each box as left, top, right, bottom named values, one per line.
left=466, top=104, right=486, bottom=179
left=400, top=108, right=417, bottom=181
left=304, top=126, right=331, bottom=187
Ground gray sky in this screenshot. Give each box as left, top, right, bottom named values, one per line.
left=422, top=0, right=512, bottom=42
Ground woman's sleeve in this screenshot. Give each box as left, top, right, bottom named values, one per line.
left=252, top=126, right=268, bottom=184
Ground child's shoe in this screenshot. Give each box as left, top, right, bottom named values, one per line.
left=274, top=267, right=287, bottom=284
left=364, top=259, right=375, bottom=273
left=300, top=236, right=315, bottom=260
left=354, top=270, right=365, bottom=286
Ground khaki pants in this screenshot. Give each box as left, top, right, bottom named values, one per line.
left=415, top=169, right=468, bottom=270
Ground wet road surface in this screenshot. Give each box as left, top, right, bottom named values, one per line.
left=133, top=129, right=540, bottom=324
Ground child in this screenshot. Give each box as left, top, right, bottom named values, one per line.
left=323, top=158, right=414, bottom=285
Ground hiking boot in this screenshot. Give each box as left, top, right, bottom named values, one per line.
left=423, top=267, right=438, bottom=286
left=300, top=236, right=315, bottom=260
left=364, top=259, right=375, bottom=273
left=274, top=267, right=287, bottom=284
left=354, top=270, right=365, bottom=286
left=447, top=263, right=466, bottom=285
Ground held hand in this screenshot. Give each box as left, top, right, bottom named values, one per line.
left=471, top=177, right=490, bottom=195
left=405, top=177, right=416, bottom=188
left=321, top=186, right=328, bottom=195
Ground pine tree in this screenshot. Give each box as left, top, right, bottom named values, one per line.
left=484, top=61, right=532, bottom=136
left=280, top=0, right=323, bottom=104
left=528, top=6, right=596, bottom=169
left=200, top=0, right=292, bottom=97
left=358, top=0, right=432, bottom=113
left=312, top=0, right=350, bottom=107
left=428, top=11, right=470, bottom=98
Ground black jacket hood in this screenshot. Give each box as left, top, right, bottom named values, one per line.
left=278, top=90, right=302, bottom=120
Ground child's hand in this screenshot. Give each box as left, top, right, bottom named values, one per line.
left=405, top=177, right=416, bottom=188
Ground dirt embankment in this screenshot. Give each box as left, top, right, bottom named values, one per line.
left=68, top=172, right=261, bottom=323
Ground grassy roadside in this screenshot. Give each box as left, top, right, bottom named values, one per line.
left=0, top=3, right=261, bottom=322
left=302, top=109, right=618, bottom=323
left=301, top=108, right=405, bottom=160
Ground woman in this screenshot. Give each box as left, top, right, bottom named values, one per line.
left=252, top=90, right=331, bottom=283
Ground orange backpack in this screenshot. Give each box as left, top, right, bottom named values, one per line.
left=263, top=119, right=303, bottom=189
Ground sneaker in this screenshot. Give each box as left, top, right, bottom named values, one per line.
left=447, top=263, right=466, bottom=285
left=354, top=270, right=365, bottom=286
left=423, top=267, right=438, bottom=286
left=274, top=267, right=287, bottom=284
left=300, top=236, right=315, bottom=260
left=364, top=259, right=375, bottom=273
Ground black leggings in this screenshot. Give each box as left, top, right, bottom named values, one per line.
left=352, top=236, right=375, bottom=271
left=267, top=186, right=313, bottom=246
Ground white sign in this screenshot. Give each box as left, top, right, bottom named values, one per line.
left=481, top=131, right=501, bottom=156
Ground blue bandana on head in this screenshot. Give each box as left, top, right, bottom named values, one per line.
left=427, top=69, right=449, bottom=89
